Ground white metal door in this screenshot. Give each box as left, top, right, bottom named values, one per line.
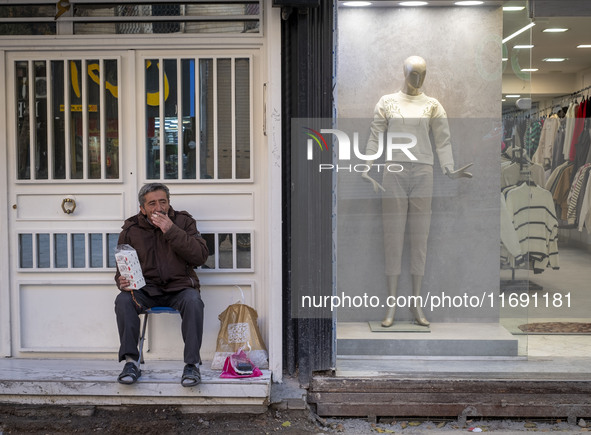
left=6, top=48, right=266, bottom=361
left=6, top=51, right=134, bottom=357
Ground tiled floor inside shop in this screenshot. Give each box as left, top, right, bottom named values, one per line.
left=336, top=244, right=591, bottom=376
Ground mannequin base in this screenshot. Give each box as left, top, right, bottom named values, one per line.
left=369, top=321, right=430, bottom=333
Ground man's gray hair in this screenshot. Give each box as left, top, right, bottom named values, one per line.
left=138, top=183, right=170, bottom=206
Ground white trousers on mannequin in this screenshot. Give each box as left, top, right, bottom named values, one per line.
left=381, top=163, right=433, bottom=276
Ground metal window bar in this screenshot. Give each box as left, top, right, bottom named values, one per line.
left=64, top=60, right=72, bottom=180
left=231, top=57, right=236, bottom=179
left=100, top=59, right=106, bottom=179
left=116, top=58, right=123, bottom=179
left=31, top=232, right=38, bottom=268
left=195, top=58, right=201, bottom=180
left=159, top=58, right=165, bottom=179
left=67, top=232, right=73, bottom=269
left=27, top=60, right=35, bottom=181
left=64, top=59, right=72, bottom=180
left=102, top=231, right=108, bottom=268
left=213, top=233, right=219, bottom=269
left=46, top=60, right=54, bottom=179
left=82, top=59, right=89, bottom=180
left=212, top=59, right=218, bottom=181
left=177, top=58, right=184, bottom=180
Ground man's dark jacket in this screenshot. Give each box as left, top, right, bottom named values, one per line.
left=115, top=206, right=209, bottom=296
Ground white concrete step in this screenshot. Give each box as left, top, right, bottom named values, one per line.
left=0, top=359, right=271, bottom=412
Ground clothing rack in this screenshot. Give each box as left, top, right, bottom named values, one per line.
left=502, top=84, right=591, bottom=119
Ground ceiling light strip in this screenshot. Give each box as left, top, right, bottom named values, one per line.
left=502, top=22, right=535, bottom=44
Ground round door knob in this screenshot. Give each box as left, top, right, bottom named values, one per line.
left=61, top=197, right=77, bottom=214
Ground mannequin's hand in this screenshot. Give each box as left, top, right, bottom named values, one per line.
left=445, top=163, right=473, bottom=179
left=361, top=171, right=386, bottom=193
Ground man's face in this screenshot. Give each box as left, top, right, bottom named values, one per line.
left=140, top=190, right=170, bottom=224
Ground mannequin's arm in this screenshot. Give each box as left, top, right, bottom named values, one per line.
left=360, top=161, right=386, bottom=192
left=445, top=163, right=473, bottom=179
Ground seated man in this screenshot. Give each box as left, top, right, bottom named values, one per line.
left=114, top=183, right=209, bottom=386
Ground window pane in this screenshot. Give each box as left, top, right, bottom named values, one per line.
left=236, top=233, right=251, bottom=269
left=199, top=59, right=214, bottom=180
left=16, top=61, right=30, bottom=180
left=37, top=233, right=50, bottom=268
left=217, top=58, right=232, bottom=179
left=235, top=58, right=250, bottom=179
left=19, top=234, right=33, bottom=268
left=201, top=233, right=215, bottom=269
left=146, top=59, right=160, bottom=179
left=52, top=60, right=66, bottom=179
left=71, top=233, right=86, bottom=268
left=182, top=58, right=197, bottom=180
left=219, top=233, right=233, bottom=269
left=34, top=61, right=48, bottom=180
left=88, top=59, right=101, bottom=179
left=164, top=59, right=178, bottom=179
left=70, top=60, right=83, bottom=179
left=89, top=233, right=103, bottom=268
left=54, top=234, right=68, bottom=268
left=0, top=6, right=55, bottom=35
left=104, top=59, right=119, bottom=179
left=107, top=233, right=118, bottom=268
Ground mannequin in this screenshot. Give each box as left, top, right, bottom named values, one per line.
left=362, top=56, right=472, bottom=327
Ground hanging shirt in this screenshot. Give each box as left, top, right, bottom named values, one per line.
left=505, top=183, right=559, bottom=273
left=569, top=99, right=588, bottom=162
left=562, top=102, right=578, bottom=160
left=532, top=114, right=559, bottom=167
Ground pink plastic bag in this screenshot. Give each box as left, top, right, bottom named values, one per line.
left=220, top=349, right=263, bottom=379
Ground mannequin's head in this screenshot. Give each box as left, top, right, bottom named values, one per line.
left=402, top=56, right=427, bottom=95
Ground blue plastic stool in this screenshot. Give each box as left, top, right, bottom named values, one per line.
left=138, top=307, right=179, bottom=364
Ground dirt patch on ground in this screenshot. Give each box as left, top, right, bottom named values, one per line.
left=0, top=405, right=321, bottom=434
left=1, top=405, right=590, bottom=434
